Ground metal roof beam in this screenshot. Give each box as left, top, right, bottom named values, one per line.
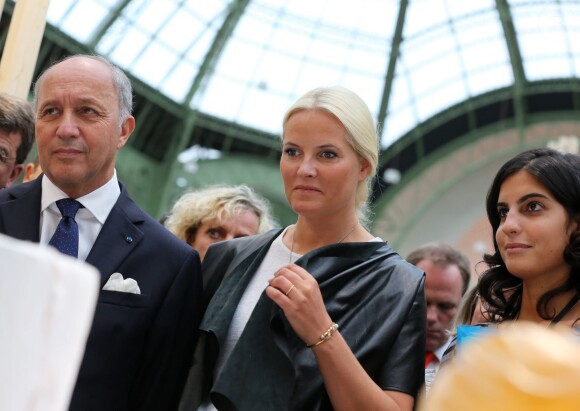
left=377, top=0, right=408, bottom=136
left=496, top=0, right=527, bottom=135
left=157, top=0, right=250, bottom=215
left=184, top=0, right=250, bottom=105
left=87, top=0, right=131, bottom=49
left=163, top=0, right=251, bottom=163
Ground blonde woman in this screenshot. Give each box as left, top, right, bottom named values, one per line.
left=165, top=184, right=275, bottom=261
left=180, top=87, right=426, bottom=411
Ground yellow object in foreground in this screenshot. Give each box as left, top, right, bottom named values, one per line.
left=420, top=322, right=580, bottom=411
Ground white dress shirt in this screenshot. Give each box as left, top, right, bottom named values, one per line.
left=40, top=171, right=121, bottom=261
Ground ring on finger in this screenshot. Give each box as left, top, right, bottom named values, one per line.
left=285, top=284, right=296, bottom=296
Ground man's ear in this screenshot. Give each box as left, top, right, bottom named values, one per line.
left=23, top=162, right=38, bottom=182
left=117, top=116, right=135, bottom=149
left=5, top=164, right=23, bottom=187
left=24, top=162, right=35, bottom=176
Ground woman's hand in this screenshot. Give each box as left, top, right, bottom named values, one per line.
left=266, top=263, right=333, bottom=346
left=266, top=263, right=415, bottom=411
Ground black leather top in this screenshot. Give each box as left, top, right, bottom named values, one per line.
left=181, top=228, right=426, bottom=411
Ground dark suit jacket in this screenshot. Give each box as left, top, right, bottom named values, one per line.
left=0, top=178, right=203, bottom=411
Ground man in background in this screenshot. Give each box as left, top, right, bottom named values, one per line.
left=407, top=242, right=471, bottom=370
left=0, top=55, right=203, bottom=411
left=0, top=93, right=34, bottom=188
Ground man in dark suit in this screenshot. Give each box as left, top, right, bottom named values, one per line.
left=0, top=55, right=203, bottom=411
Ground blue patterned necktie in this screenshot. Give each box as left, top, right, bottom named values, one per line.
left=48, top=198, right=84, bottom=257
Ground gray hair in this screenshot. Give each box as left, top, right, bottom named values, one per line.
left=33, top=54, right=133, bottom=127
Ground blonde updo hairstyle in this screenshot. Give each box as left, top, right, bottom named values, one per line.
left=282, top=86, right=379, bottom=227
left=165, top=184, right=276, bottom=244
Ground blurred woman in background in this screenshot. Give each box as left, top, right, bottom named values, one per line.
left=165, top=184, right=275, bottom=261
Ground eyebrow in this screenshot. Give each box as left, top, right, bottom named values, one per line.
left=206, top=225, right=226, bottom=231
left=283, top=141, right=340, bottom=150
left=76, top=97, right=102, bottom=105
left=38, top=96, right=103, bottom=107
left=497, top=192, right=549, bottom=208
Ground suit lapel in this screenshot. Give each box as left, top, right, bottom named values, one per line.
left=0, top=179, right=42, bottom=241
left=85, top=186, right=145, bottom=285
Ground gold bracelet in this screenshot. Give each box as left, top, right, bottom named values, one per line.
left=307, top=323, right=339, bottom=348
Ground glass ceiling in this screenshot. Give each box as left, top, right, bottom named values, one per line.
left=46, top=0, right=580, bottom=148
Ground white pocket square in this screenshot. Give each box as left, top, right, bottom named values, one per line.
left=102, top=273, right=141, bottom=294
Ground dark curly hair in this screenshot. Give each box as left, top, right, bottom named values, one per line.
left=477, top=147, right=580, bottom=321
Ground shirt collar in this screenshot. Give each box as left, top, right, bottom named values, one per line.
left=41, top=170, right=121, bottom=224
left=434, top=337, right=452, bottom=361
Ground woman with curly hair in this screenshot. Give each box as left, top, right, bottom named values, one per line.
left=442, top=147, right=580, bottom=366
left=164, top=184, right=276, bottom=261
left=479, top=147, right=580, bottom=327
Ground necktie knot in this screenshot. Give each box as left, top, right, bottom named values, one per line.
left=55, top=198, right=83, bottom=219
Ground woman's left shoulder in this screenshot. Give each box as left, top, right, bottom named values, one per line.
left=366, top=247, right=425, bottom=295
left=374, top=244, right=424, bottom=277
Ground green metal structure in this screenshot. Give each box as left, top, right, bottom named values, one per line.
left=2, top=0, right=579, bottom=248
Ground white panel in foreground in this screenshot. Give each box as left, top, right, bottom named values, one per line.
left=0, top=234, right=99, bottom=411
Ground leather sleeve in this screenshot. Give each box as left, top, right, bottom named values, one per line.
left=379, top=275, right=426, bottom=396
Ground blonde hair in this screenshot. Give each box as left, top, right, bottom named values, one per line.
left=164, top=184, right=276, bottom=243
left=282, top=86, right=378, bottom=227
